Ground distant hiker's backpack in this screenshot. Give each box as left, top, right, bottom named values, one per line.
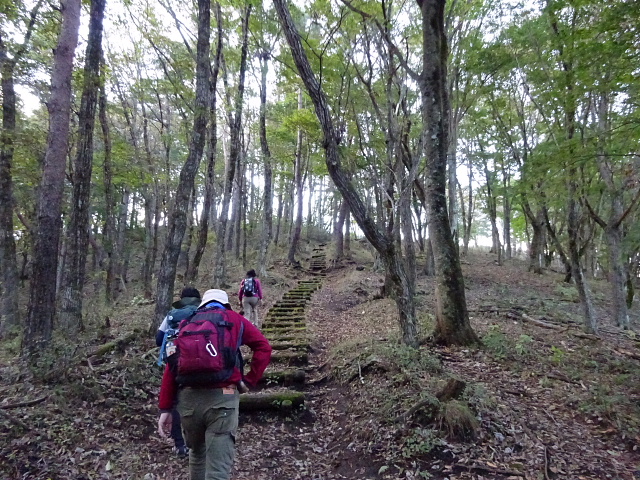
left=243, top=277, right=257, bottom=297
left=157, top=305, right=197, bottom=366
left=169, top=308, right=244, bottom=387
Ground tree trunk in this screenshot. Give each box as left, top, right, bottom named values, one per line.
left=274, top=182, right=284, bottom=246
left=115, top=188, right=130, bottom=293
left=24, top=0, right=81, bottom=354
left=526, top=206, right=546, bottom=274
left=344, top=209, right=351, bottom=257
left=231, top=154, right=243, bottom=256
left=287, top=89, right=304, bottom=266
left=181, top=187, right=197, bottom=280
left=502, top=171, right=512, bottom=260
left=482, top=156, right=501, bottom=259
left=417, top=0, right=479, bottom=346
left=0, top=0, right=41, bottom=339
left=0, top=53, right=20, bottom=337
left=274, top=0, right=420, bottom=347
left=333, top=198, right=348, bottom=262
left=257, top=50, right=273, bottom=278
left=568, top=191, right=597, bottom=333
left=59, top=0, right=105, bottom=334
left=593, top=92, right=630, bottom=329
left=140, top=100, right=159, bottom=299
left=98, top=82, right=117, bottom=304
left=213, top=5, right=251, bottom=287
left=153, top=0, right=210, bottom=329
left=549, top=3, right=596, bottom=334
left=187, top=2, right=223, bottom=283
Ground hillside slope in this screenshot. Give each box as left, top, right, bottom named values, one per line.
left=1, top=249, right=639, bottom=479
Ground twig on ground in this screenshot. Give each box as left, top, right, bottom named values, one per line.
left=543, top=409, right=559, bottom=426
left=543, top=445, right=551, bottom=480
left=1, top=394, right=49, bottom=410
left=613, top=348, right=640, bottom=361
left=454, top=463, right=525, bottom=477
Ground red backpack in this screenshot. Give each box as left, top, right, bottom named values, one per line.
left=170, top=307, right=244, bottom=387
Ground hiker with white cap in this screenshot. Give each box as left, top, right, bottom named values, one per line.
left=157, top=288, right=272, bottom=480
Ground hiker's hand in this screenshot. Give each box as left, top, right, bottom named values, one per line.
left=238, top=381, right=249, bottom=394
left=158, top=412, right=172, bottom=439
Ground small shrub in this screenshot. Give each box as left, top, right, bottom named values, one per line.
left=464, top=382, right=497, bottom=411
left=482, top=325, right=509, bottom=359
left=515, top=334, right=533, bottom=356
left=554, top=283, right=579, bottom=302
left=400, top=427, right=442, bottom=458
left=549, top=345, right=566, bottom=364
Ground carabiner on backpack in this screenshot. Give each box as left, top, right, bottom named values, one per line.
left=206, top=341, right=218, bottom=357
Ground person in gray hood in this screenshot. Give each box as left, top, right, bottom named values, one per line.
left=155, top=287, right=201, bottom=457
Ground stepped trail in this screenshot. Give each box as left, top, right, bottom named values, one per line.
left=233, top=244, right=380, bottom=480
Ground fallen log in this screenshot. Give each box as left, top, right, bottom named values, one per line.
left=91, top=331, right=140, bottom=357
left=453, top=463, right=525, bottom=477
left=262, top=326, right=307, bottom=335
left=262, top=322, right=306, bottom=330
left=247, top=351, right=309, bottom=366
left=239, top=391, right=305, bottom=412
left=507, top=311, right=567, bottom=331
left=270, top=351, right=309, bottom=365
left=613, top=348, right=640, bottom=361
left=265, top=334, right=308, bottom=343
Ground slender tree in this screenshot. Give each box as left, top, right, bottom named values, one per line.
left=24, top=0, right=81, bottom=354
left=98, top=80, right=117, bottom=304
left=287, top=88, right=305, bottom=265
left=187, top=2, right=224, bottom=283
left=257, top=48, right=274, bottom=277
left=213, top=4, right=251, bottom=287
left=416, top=0, right=478, bottom=345
left=0, top=0, right=43, bottom=337
left=274, top=0, right=422, bottom=346
left=59, top=0, right=106, bottom=333
left=153, top=0, right=210, bottom=328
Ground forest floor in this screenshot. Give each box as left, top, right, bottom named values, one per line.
left=1, top=246, right=640, bottom=479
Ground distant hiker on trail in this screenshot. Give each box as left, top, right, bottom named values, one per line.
left=157, top=288, right=272, bottom=480
left=238, top=269, right=263, bottom=328
left=155, top=287, right=201, bottom=458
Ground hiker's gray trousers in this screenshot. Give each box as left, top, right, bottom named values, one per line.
left=241, top=296, right=260, bottom=328
left=177, top=386, right=239, bottom=480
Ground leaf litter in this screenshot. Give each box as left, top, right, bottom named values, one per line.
left=1, top=250, right=639, bottom=479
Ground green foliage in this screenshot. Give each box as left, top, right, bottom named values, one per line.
left=549, top=345, right=566, bottom=364
left=514, top=334, right=533, bottom=356
left=554, top=283, right=579, bottom=302
left=464, top=382, right=498, bottom=411
left=400, top=427, right=442, bottom=458
left=482, top=325, right=509, bottom=359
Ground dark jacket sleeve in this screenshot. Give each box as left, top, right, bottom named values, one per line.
left=155, top=330, right=165, bottom=347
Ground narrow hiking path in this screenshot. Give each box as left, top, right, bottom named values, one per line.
left=232, top=244, right=384, bottom=480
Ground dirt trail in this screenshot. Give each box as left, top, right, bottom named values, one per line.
left=232, top=247, right=382, bottom=480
